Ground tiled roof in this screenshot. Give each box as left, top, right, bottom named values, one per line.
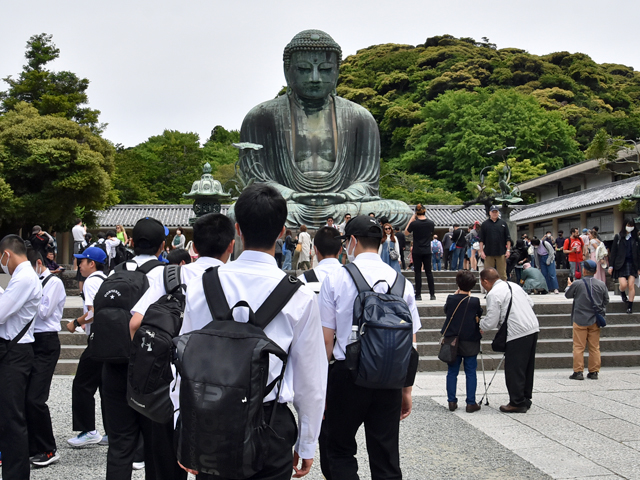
left=96, top=204, right=230, bottom=228
left=418, top=205, right=490, bottom=227
left=511, top=176, right=640, bottom=223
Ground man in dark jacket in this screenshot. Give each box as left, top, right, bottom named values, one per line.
left=442, top=228, right=453, bottom=271
left=395, top=227, right=407, bottom=270
left=607, top=220, right=640, bottom=313
left=478, top=206, right=512, bottom=281
left=565, top=260, right=608, bottom=380
left=450, top=225, right=466, bottom=271
left=555, top=231, right=568, bottom=269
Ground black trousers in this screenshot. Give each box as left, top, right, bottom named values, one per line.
left=443, top=248, right=451, bottom=270
left=102, top=362, right=186, bottom=480
left=27, top=332, right=61, bottom=455
left=196, top=403, right=298, bottom=480
left=505, top=332, right=538, bottom=408
left=556, top=250, right=568, bottom=269
left=0, top=342, right=34, bottom=480
left=325, top=361, right=402, bottom=480
left=319, top=418, right=332, bottom=480
left=399, top=248, right=406, bottom=270
left=72, top=340, right=108, bottom=433
left=413, top=253, right=435, bottom=297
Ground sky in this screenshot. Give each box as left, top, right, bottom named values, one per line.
left=2, top=0, right=639, bottom=148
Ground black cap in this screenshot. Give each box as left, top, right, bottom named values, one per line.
left=132, top=217, right=166, bottom=249
left=489, top=205, right=499, bottom=212
left=340, top=215, right=383, bottom=239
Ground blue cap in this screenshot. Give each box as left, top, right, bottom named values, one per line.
left=74, top=246, right=107, bottom=264
left=583, top=260, right=597, bottom=271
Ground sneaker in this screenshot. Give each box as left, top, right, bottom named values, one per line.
left=67, top=430, right=102, bottom=447
left=31, top=451, right=60, bottom=467
left=132, top=461, right=145, bottom=470
left=569, top=372, right=584, bottom=380
left=98, top=435, right=109, bottom=446
left=430, top=294, right=437, bottom=301
left=587, top=372, right=599, bottom=380
left=415, top=295, right=422, bottom=301
left=553, top=289, right=559, bottom=294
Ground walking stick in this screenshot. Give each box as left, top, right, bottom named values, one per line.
left=479, top=354, right=506, bottom=406
left=480, top=350, right=489, bottom=405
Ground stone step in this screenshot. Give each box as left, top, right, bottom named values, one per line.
left=60, top=344, right=85, bottom=359
left=54, top=359, right=79, bottom=375
left=419, top=351, right=640, bottom=371
left=418, top=312, right=640, bottom=329
left=416, top=336, right=640, bottom=356
left=58, top=330, right=89, bottom=345
left=415, top=301, right=632, bottom=316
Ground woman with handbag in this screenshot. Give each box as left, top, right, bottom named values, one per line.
left=440, top=270, right=484, bottom=413
left=379, top=222, right=401, bottom=273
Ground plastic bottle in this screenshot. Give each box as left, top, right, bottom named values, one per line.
left=347, top=324, right=359, bottom=344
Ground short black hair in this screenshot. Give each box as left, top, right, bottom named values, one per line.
left=531, top=238, right=540, bottom=246
left=327, top=216, right=334, bottom=221
left=75, top=217, right=82, bottom=225
left=453, top=224, right=459, bottom=228
left=558, top=230, right=563, bottom=235
left=193, top=213, right=235, bottom=258
left=456, top=270, right=477, bottom=291
left=355, top=235, right=380, bottom=250
left=379, top=216, right=389, bottom=225
left=134, top=244, right=160, bottom=256
left=235, top=184, right=287, bottom=250
left=570, top=227, right=579, bottom=235
left=593, top=226, right=599, bottom=232
left=97, top=231, right=106, bottom=239
left=167, top=249, right=191, bottom=265
left=314, top=227, right=341, bottom=257
left=26, top=246, right=43, bottom=267
left=106, top=230, right=116, bottom=238
left=0, top=235, right=27, bottom=255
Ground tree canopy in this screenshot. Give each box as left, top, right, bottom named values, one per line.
left=0, top=33, right=104, bottom=133
left=0, top=102, right=116, bottom=234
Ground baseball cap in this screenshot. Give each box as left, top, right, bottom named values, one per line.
left=582, top=228, right=588, bottom=233
left=340, top=215, right=383, bottom=239
left=74, top=246, right=107, bottom=264
left=583, top=260, right=597, bottom=271
left=133, top=217, right=166, bottom=249
left=489, top=205, right=499, bottom=212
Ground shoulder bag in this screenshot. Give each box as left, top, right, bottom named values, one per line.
left=491, top=282, right=513, bottom=352
left=389, top=242, right=399, bottom=261
left=584, top=278, right=606, bottom=327
left=438, top=296, right=470, bottom=364
left=0, top=316, right=35, bottom=362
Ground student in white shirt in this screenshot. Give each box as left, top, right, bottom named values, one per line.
left=66, top=247, right=108, bottom=448
left=479, top=268, right=540, bottom=413
left=298, top=226, right=343, bottom=293
left=177, top=184, right=327, bottom=479
left=105, top=230, right=122, bottom=270
left=0, top=235, right=42, bottom=480
left=319, top=216, right=421, bottom=480
left=25, top=248, right=66, bottom=467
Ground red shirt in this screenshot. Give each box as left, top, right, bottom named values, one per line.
left=564, top=237, right=584, bottom=263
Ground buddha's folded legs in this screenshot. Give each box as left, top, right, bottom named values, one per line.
left=285, top=200, right=413, bottom=228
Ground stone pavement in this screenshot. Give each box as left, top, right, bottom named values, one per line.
left=415, top=366, right=640, bottom=479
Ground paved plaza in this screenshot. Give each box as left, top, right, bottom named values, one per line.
left=16, top=366, right=639, bottom=480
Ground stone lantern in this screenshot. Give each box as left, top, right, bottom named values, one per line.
left=183, top=163, right=231, bottom=224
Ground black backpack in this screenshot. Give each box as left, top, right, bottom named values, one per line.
left=113, top=241, right=133, bottom=267
left=173, top=266, right=301, bottom=478
left=303, top=269, right=319, bottom=283
left=91, top=260, right=165, bottom=363
left=91, top=240, right=109, bottom=261
left=127, top=265, right=184, bottom=423
left=344, top=263, right=414, bottom=389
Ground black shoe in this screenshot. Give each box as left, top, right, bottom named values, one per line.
left=569, top=372, right=584, bottom=380
left=621, top=290, right=628, bottom=303
left=31, top=451, right=60, bottom=467
left=627, top=301, right=633, bottom=314
left=430, top=294, right=437, bottom=301
left=587, top=372, right=599, bottom=380
left=499, top=404, right=528, bottom=413
left=415, top=295, right=422, bottom=301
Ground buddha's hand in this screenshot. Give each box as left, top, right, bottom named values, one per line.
left=291, top=192, right=347, bottom=205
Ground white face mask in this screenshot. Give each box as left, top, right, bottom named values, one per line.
left=0, top=251, right=10, bottom=275
left=346, top=237, right=358, bottom=263
left=626, top=226, right=634, bottom=233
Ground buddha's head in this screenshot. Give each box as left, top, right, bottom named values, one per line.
left=283, top=30, right=342, bottom=101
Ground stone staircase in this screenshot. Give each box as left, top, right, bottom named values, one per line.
left=54, top=269, right=640, bottom=375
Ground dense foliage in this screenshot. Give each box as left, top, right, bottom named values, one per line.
left=337, top=35, right=640, bottom=201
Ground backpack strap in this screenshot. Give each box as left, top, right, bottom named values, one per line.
left=303, top=269, right=319, bottom=283
left=344, top=263, right=371, bottom=293
left=163, top=264, right=182, bottom=294
left=137, top=259, right=165, bottom=275
left=254, top=275, right=302, bottom=330
left=41, top=274, right=55, bottom=289
left=202, top=266, right=231, bottom=321
left=389, top=272, right=406, bottom=297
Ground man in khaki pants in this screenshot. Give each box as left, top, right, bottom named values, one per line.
left=565, top=260, right=608, bottom=380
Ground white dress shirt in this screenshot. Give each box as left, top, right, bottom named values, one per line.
left=35, top=269, right=65, bottom=333
left=0, top=260, right=42, bottom=343
left=72, top=224, right=85, bottom=242
left=132, top=256, right=224, bottom=316
left=105, top=238, right=121, bottom=261
left=319, top=252, right=421, bottom=361
left=175, top=250, right=327, bottom=459
left=480, top=280, right=540, bottom=341
left=298, top=257, right=342, bottom=293
left=82, top=271, right=107, bottom=336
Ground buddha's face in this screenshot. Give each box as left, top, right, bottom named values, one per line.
left=286, top=50, right=339, bottom=101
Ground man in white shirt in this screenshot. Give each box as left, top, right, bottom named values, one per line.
left=72, top=217, right=86, bottom=269
left=0, top=235, right=42, bottom=480
left=67, top=247, right=108, bottom=447
left=299, top=226, right=342, bottom=293
left=105, top=230, right=122, bottom=271
left=25, top=249, right=66, bottom=467
left=177, top=184, right=327, bottom=479
left=128, top=213, right=235, bottom=480
left=479, top=268, right=540, bottom=413
left=319, top=216, right=421, bottom=480
left=337, top=213, right=351, bottom=235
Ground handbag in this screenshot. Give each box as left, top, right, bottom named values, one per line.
left=389, top=242, right=399, bottom=261
left=491, top=282, right=513, bottom=353
left=295, top=243, right=302, bottom=253
left=438, top=296, right=470, bottom=364
left=584, top=278, right=607, bottom=327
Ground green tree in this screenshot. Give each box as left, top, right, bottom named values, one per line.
left=114, top=130, right=203, bottom=204
left=0, top=102, right=116, bottom=234
left=398, top=89, right=583, bottom=197
left=0, top=33, right=103, bottom=132
left=380, top=163, right=462, bottom=205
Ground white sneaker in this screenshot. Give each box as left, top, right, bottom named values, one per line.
left=132, top=461, right=145, bottom=470
left=67, top=430, right=102, bottom=447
